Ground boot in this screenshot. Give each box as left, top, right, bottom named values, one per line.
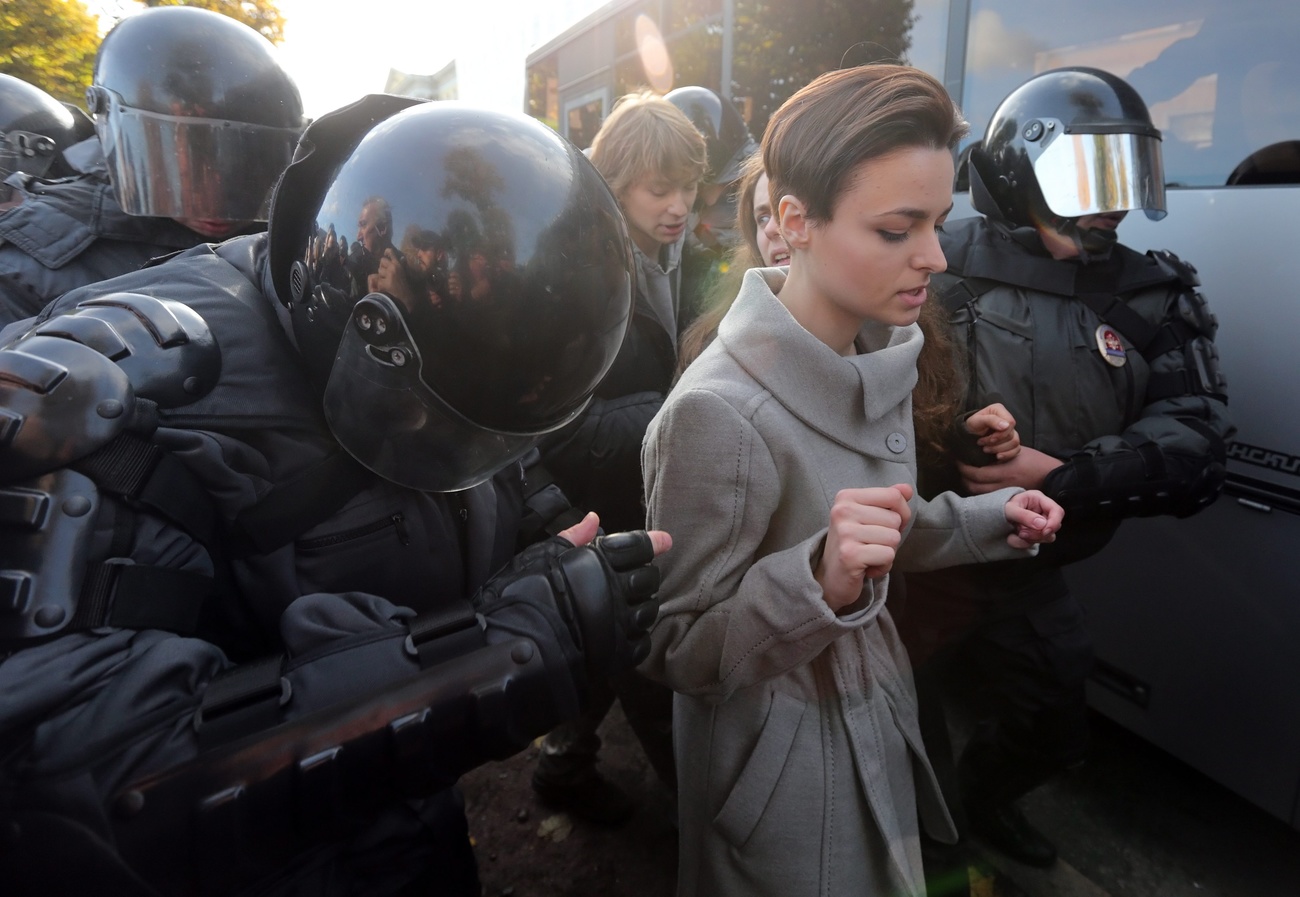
left=531, top=762, right=637, bottom=826
left=962, top=792, right=1057, bottom=868
left=958, top=738, right=1058, bottom=868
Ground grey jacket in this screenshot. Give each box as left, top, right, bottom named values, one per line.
left=641, top=268, right=1032, bottom=897
left=0, top=171, right=208, bottom=327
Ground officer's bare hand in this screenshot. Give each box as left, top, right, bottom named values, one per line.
left=559, top=511, right=672, bottom=557
left=960, top=446, right=1063, bottom=493
left=815, top=484, right=913, bottom=612
left=965, top=402, right=1021, bottom=461
left=1003, top=490, right=1064, bottom=548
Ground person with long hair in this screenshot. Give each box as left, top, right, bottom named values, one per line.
left=677, top=154, right=1020, bottom=473
left=640, top=65, right=1064, bottom=896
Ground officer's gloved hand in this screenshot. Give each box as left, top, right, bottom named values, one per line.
left=471, top=531, right=661, bottom=693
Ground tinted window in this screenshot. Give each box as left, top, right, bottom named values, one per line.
left=960, top=0, right=1300, bottom=187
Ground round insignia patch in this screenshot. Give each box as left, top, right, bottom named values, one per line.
left=1095, top=324, right=1127, bottom=367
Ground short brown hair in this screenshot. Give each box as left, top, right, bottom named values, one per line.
left=763, top=65, right=968, bottom=223
left=589, top=90, right=708, bottom=199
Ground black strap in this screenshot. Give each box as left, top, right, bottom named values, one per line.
left=71, top=433, right=219, bottom=549
left=195, top=654, right=288, bottom=751
left=405, top=601, right=485, bottom=670
left=71, top=562, right=212, bottom=635
left=934, top=275, right=999, bottom=316
left=519, top=460, right=585, bottom=539
left=231, top=451, right=376, bottom=555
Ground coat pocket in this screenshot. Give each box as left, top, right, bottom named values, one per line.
left=713, top=691, right=807, bottom=848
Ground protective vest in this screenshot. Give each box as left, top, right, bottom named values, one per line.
left=0, top=173, right=210, bottom=326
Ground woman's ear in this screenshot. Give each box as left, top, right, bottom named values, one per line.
left=779, top=195, right=811, bottom=250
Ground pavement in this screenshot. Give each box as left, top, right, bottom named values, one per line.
left=462, top=705, right=1300, bottom=897
left=954, top=712, right=1300, bottom=897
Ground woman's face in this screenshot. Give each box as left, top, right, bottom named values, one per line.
left=791, top=146, right=953, bottom=329
left=751, top=172, right=789, bottom=266
left=619, top=176, right=698, bottom=257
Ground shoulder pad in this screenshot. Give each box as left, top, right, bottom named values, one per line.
left=0, top=293, right=220, bottom=484
left=26, top=292, right=220, bottom=407
left=0, top=335, right=133, bottom=484
left=1147, top=248, right=1201, bottom=288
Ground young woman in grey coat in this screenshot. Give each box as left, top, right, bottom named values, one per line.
left=641, top=65, right=1066, bottom=897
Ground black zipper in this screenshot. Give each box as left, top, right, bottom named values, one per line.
left=297, top=512, right=410, bottom=551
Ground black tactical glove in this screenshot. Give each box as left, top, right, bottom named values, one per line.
left=471, top=531, right=661, bottom=698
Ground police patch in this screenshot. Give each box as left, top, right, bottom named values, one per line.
left=1095, top=324, right=1127, bottom=367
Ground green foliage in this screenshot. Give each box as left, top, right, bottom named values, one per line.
left=726, top=0, right=916, bottom=137
left=0, top=0, right=100, bottom=105
left=613, top=0, right=916, bottom=139
left=140, top=0, right=286, bottom=44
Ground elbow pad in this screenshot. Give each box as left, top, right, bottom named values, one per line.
left=1043, top=442, right=1227, bottom=520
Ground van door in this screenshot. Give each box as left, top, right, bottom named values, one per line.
left=947, top=0, right=1300, bottom=828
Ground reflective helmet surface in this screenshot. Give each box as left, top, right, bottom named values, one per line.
left=87, top=6, right=305, bottom=222
left=270, top=97, right=635, bottom=492
left=969, top=67, right=1166, bottom=228
left=664, top=86, right=757, bottom=187
left=0, top=74, right=83, bottom=181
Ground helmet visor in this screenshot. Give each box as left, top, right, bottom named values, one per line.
left=93, top=88, right=299, bottom=221
left=322, top=294, right=581, bottom=492
left=1033, top=130, right=1167, bottom=221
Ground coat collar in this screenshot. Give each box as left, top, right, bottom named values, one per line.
left=716, top=267, right=921, bottom=447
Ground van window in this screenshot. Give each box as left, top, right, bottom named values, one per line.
left=959, top=0, right=1300, bottom=187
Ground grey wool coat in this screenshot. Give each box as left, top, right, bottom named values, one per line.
left=641, top=268, right=1035, bottom=897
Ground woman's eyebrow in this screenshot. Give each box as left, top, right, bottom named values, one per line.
left=882, top=203, right=954, bottom=220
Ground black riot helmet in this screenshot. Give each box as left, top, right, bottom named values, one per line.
left=969, top=67, right=1167, bottom=232
left=269, top=96, right=635, bottom=492
left=665, top=86, right=757, bottom=187
left=86, top=6, right=305, bottom=224
left=0, top=74, right=87, bottom=183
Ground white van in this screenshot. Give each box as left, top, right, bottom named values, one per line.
left=943, top=0, right=1300, bottom=832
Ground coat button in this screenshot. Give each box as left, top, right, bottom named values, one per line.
left=886, top=432, right=907, bottom=454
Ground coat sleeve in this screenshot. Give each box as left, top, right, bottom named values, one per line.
left=640, top=387, right=881, bottom=702
left=897, top=485, right=1033, bottom=572
left=1042, top=285, right=1233, bottom=520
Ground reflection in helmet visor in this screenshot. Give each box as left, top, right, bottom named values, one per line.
left=94, top=89, right=300, bottom=221
left=1033, top=131, right=1167, bottom=221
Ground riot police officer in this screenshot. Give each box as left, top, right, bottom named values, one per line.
left=903, top=68, right=1233, bottom=869
left=664, top=86, right=760, bottom=314
left=0, top=73, right=92, bottom=195
left=664, top=86, right=758, bottom=255
left=0, top=7, right=305, bottom=328
left=0, top=95, right=666, bottom=896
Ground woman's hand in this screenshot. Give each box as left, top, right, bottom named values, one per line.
left=965, top=402, right=1021, bottom=462
left=814, top=484, right=913, bottom=611
left=1002, top=490, right=1064, bottom=548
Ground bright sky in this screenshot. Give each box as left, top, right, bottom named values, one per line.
left=88, top=0, right=611, bottom=119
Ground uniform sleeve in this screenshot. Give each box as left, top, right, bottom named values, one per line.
left=1043, top=285, right=1233, bottom=519
left=640, top=388, right=881, bottom=702
left=538, top=390, right=663, bottom=530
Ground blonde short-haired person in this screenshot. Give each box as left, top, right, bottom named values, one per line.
left=533, top=90, right=708, bottom=824
left=641, top=65, right=1064, bottom=897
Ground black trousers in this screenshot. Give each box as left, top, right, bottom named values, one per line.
left=901, top=565, right=1095, bottom=815
left=534, top=667, right=676, bottom=792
